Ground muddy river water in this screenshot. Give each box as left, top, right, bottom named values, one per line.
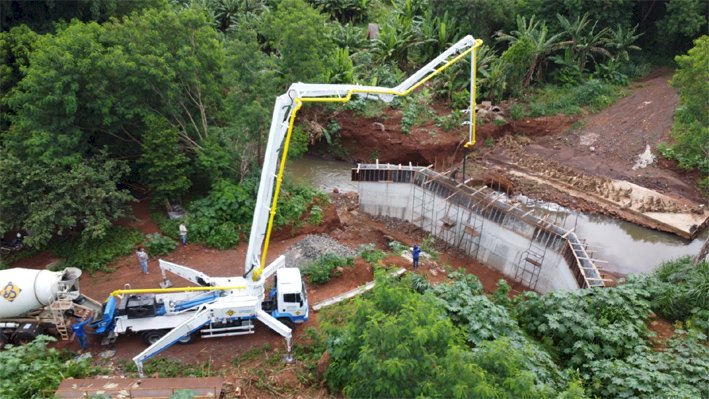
left=288, top=156, right=708, bottom=276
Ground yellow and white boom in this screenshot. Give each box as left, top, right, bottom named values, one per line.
left=244, top=34, right=483, bottom=281
left=127, top=34, right=481, bottom=377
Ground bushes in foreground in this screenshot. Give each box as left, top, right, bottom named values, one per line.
left=322, top=257, right=709, bottom=398
left=0, top=336, right=100, bottom=398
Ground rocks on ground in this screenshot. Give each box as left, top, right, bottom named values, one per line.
left=284, top=234, right=358, bottom=269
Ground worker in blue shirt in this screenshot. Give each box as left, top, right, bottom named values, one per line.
left=72, top=311, right=92, bottom=352
left=412, top=244, right=421, bottom=269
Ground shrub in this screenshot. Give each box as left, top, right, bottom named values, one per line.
left=275, top=182, right=329, bottom=230
left=514, top=284, right=653, bottom=369
left=647, top=257, right=709, bottom=323
left=585, top=329, right=709, bottom=399
left=386, top=239, right=410, bottom=254
left=302, top=253, right=354, bottom=285
left=421, top=234, right=439, bottom=260
left=0, top=336, right=100, bottom=398
left=434, top=110, right=464, bottom=131
left=508, top=104, right=526, bottom=120
left=661, top=36, right=709, bottom=176
left=359, top=243, right=385, bottom=265
left=155, top=178, right=326, bottom=249
left=324, top=275, right=583, bottom=398
left=204, top=222, right=239, bottom=249
left=524, top=79, right=623, bottom=117
left=51, top=226, right=142, bottom=273
left=288, top=126, right=310, bottom=159
left=308, top=205, right=323, bottom=225
left=145, top=233, right=177, bottom=256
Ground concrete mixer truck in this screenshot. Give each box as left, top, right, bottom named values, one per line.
left=0, top=267, right=102, bottom=348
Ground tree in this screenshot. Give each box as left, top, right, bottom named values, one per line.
left=656, top=0, right=707, bottom=52
left=661, top=36, right=709, bottom=182
left=0, top=0, right=160, bottom=33
left=308, top=0, right=370, bottom=24
left=263, top=0, right=334, bottom=84
left=516, top=0, right=634, bottom=32
left=107, top=6, right=225, bottom=152
left=497, top=15, right=562, bottom=87
left=0, top=152, right=133, bottom=248
left=0, top=25, right=39, bottom=131
left=222, top=25, right=280, bottom=167
left=4, top=21, right=117, bottom=166
left=556, top=13, right=612, bottom=73
left=371, top=15, right=420, bottom=71
left=139, top=116, right=192, bottom=203
left=431, top=0, right=517, bottom=43
left=606, top=23, right=642, bottom=62
left=324, top=275, right=583, bottom=398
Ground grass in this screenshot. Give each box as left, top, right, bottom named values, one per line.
left=123, top=358, right=217, bottom=378
left=302, top=253, right=355, bottom=285
left=511, top=79, right=625, bottom=119
left=359, top=243, right=385, bottom=265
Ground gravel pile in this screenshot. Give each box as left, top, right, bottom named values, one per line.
left=285, top=234, right=358, bottom=269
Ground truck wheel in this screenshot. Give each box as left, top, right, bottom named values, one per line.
left=12, top=331, right=36, bottom=345
left=0, top=333, right=8, bottom=349
left=177, top=332, right=198, bottom=345
left=141, top=329, right=168, bottom=346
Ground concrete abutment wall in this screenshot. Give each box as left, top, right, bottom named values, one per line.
left=352, top=164, right=604, bottom=293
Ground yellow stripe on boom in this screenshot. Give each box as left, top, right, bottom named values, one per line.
left=254, top=39, right=483, bottom=280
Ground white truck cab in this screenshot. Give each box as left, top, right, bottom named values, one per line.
left=269, top=268, right=308, bottom=324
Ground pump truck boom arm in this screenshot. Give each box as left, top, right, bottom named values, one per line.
left=125, top=34, right=480, bottom=376
left=244, top=34, right=482, bottom=281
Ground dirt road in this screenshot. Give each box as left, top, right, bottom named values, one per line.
left=524, top=70, right=703, bottom=202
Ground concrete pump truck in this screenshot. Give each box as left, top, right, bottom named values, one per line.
left=1, top=34, right=482, bottom=377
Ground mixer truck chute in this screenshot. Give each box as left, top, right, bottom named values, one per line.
left=0, top=267, right=102, bottom=348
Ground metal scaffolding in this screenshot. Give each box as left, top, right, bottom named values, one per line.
left=352, top=163, right=606, bottom=289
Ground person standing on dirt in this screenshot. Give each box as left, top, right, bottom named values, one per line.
left=179, top=223, right=188, bottom=246
left=72, top=311, right=92, bottom=353
left=412, top=244, right=421, bottom=269
left=136, top=247, right=149, bottom=274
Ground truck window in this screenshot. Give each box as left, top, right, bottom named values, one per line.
left=283, top=293, right=301, bottom=303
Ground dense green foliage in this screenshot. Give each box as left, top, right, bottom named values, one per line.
left=647, top=256, right=709, bottom=329
left=155, top=178, right=327, bottom=249
left=358, top=243, right=386, bottom=265
left=1, top=2, right=706, bottom=397
left=660, top=36, right=709, bottom=191
left=302, top=253, right=354, bottom=284
left=322, top=257, right=709, bottom=398
left=139, top=116, right=192, bottom=203
left=585, top=329, right=709, bottom=399
left=145, top=233, right=178, bottom=256
left=325, top=273, right=584, bottom=398
left=0, top=153, right=133, bottom=248
left=1, top=0, right=705, bottom=247
left=50, top=227, right=142, bottom=273
left=0, top=336, right=100, bottom=399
